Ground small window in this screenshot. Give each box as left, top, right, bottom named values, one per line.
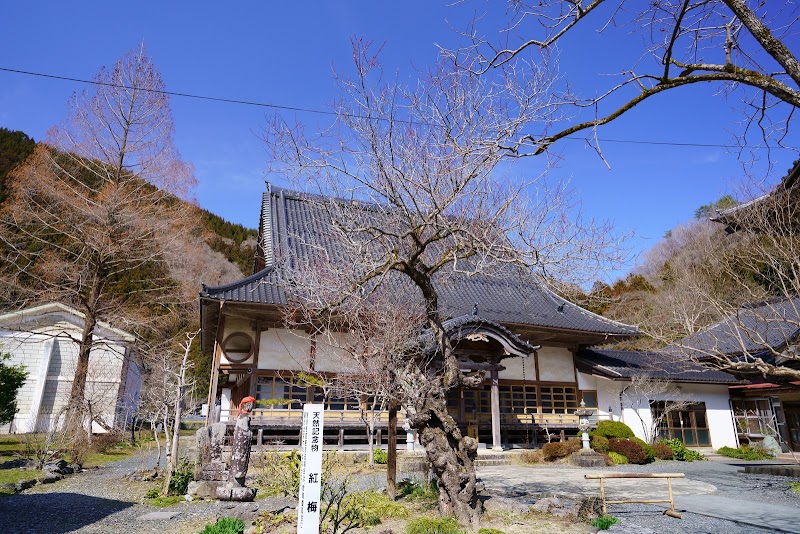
left=222, top=332, right=254, bottom=363
left=581, top=390, right=598, bottom=408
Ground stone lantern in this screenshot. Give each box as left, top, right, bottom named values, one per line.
left=575, top=399, right=593, bottom=450
left=570, top=399, right=605, bottom=467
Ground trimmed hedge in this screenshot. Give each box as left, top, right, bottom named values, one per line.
left=542, top=442, right=568, bottom=461
left=591, top=435, right=610, bottom=453
left=653, top=443, right=674, bottom=460
left=607, top=451, right=628, bottom=465
left=717, top=446, right=773, bottom=460
left=608, top=438, right=647, bottom=464
left=593, top=420, right=635, bottom=439
left=565, top=438, right=582, bottom=455
left=631, top=437, right=655, bottom=463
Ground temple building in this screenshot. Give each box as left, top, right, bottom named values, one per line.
left=199, top=185, right=739, bottom=449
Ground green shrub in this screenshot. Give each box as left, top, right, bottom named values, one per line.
left=717, top=446, right=773, bottom=460
left=167, top=456, right=193, bottom=495
left=608, top=438, right=647, bottom=464
left=200, top=517, right=245, bottom=534
left=607, top=451, right=628, bottom=465
left=542, top=442, right=568, bottom=461
left=591, top=435, right=609, bottom=453
left=144, top=487, right=160, bottom=499
left=398, top=479, right=438, bottom=500
left=372, top=448, right=388, bottom=464
left=631, top=437, right=655, bottom=463
left=592, top=515, right=620, bottom=530
left=406, top=516, right=462, bottom=534
left=660, top=438, right=704, bottom=462
left=653, top=443, right=674, bottom=460
left=593, top=420, right=634, bottom=439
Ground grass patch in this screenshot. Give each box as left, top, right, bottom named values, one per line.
left=789, top=481, right=800, bottom=494
left=406, top=516, right=462, bottom=534
left=0, top=435, right=30, bottom=462
left=592, top=515, right=620, bottom=530
left=0, top=469, right=36, bottom=485
left=717, top=446, right=773, bottom=461
left=200, top=517, right=245, bottom=534
left=145, top=494, right=185, bottom=508
left=81, top=448, right=135, bottom=468
left=362, top=490, right=409, bottom=520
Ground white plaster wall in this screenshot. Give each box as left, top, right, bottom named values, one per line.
left=222, top=318, right=253, bottom=339
left=314, top=332, right=360, bottom=373
left=676, top=383, right=737, bottom=448
left=537, top=346, right=576, bottom=382
left=1, top=314, right=133, bottom=434
left=258, top=328, right=311, bottom=370
left=590, top=374, right=736, bottom=448
left=0, top=333, right=45, bottom=433
left=497, top=356, right=535, bottom=380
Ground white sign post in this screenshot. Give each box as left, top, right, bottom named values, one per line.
left=297, top=403, right=324, bottom=534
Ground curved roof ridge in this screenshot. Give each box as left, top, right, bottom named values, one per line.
left=538, top=281, right=640, bottom=334
left=442, top=314, right=537, bottom=351
left=201, top=266, right=277, bottom=296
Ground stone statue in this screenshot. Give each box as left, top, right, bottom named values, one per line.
left=191, top=396, right=257, bottom=501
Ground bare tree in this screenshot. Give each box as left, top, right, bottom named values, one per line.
left=0, top=45, right=198, bottom=448
left=452, top=1, right=799, bottom=167
left=621, top=375, right=695, bottom=444
left=163, top=330, right=198, bottom=496
left=267, top=41, right=620, bottom=529
left=671, top=176, right=800, bottom=381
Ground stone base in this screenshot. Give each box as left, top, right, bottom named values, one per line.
left=570, top=449, right=606, bottom=467
left=215, top=483, right=258, bottom=502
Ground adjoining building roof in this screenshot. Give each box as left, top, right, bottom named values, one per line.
left=201, top=185, right=639, bottom=340
left=0, top=302, right=135, bottom=343
left=667, top=294, right=800, bottom=360
left=577, top=348, right=739, bottom=384
left=711, top=159, right=800, bottom=232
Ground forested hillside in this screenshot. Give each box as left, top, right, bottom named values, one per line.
left=581, top=160, right=800, bottom=350
left=0, top=127, right=256, bottom=280
left=0, top=127, right=256, bottom=393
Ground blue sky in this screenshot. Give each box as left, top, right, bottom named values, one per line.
left=1, top=1, right=796, bottom=283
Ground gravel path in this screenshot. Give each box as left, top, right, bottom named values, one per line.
left=2, top=448, right=797, bottom=533
left=0, top=448, right=226, bottom=534
left=479, top=456, right=800, bottom=534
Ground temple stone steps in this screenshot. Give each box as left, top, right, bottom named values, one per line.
left=475, top=453, right=514, bottom=467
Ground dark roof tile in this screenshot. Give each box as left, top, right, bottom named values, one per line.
left=578, top=348, right=739, bottom=384
left=202, top=186, right=639, bottom=337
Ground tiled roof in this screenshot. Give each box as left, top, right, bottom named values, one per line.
left=578, top=348, right=739, bottom=384
left=201, top=267, right=285, bottom=305
left=668, top=295, right=800, bottom=359
left=201, top=186, right=639, bottom=338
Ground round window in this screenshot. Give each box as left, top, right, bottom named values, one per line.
left=221, top=332, right=254, bottom=363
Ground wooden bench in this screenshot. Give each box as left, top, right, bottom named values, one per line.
left=584, top=473, right=685, bottom=518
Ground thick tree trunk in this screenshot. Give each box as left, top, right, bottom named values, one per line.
left=399, top=265, right=482, bottom=530
left=414, top=395, right=480, bottom=531
left=65, top=270, right=103, bottom=449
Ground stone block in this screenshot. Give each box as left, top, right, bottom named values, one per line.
left=187, top=480, right=221, bottom=500
left=531, top=496, right=562, bottom=513
left=570, top=450, right=607, bottom=468
left=481, top=495, right=532, bottom=515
